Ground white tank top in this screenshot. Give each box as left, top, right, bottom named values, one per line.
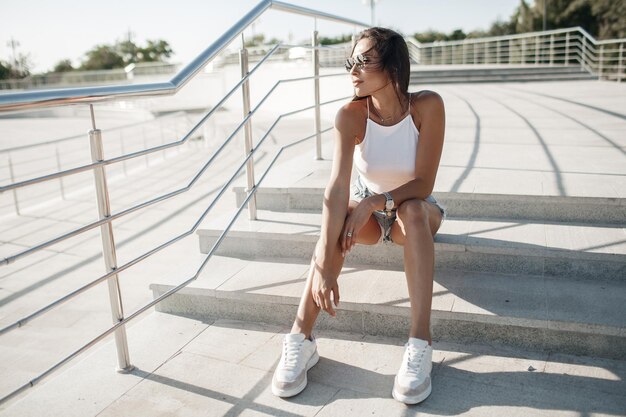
left=353, top=95, right=419, bottom=194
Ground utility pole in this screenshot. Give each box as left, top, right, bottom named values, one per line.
left=363, top=0, right=379, bottom=26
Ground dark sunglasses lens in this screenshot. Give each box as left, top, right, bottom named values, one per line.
left=345, top=55, right=370, bottom=72
left=345, top=58, right=354, bottom=72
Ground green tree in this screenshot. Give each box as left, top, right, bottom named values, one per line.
left=138, top=40, right=173, bottom=62
left=449, top=29, right=467, bottom=40
left=0, top=61, right=11, bottom=79
left=118, top=39, right=140, bottom=64
left=586, top=0, right=625, bottom=39
left=79, top=37, right=174, bottom=70
left=80, top=45, right=125, bottom=70
left=244, top=34, right=281, bottom=47
left=506, top=0, right=623, bottom=39
left=53, top=59, right=74, bottom=72
left=413, top=0, right=625, bottom=44
left=319, top=34, right=352, bottom=45
left=413, top=30, right=450, bottom=43
left=0, top=52, right=33, bottom=79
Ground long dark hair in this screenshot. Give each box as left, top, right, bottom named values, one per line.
left=350, top=27, right=410, bottom=105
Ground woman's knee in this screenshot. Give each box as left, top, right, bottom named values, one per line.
left=397, top=199, right=430, bottom=226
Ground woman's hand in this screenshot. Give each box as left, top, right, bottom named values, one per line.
left=340, top=195, right=383, bottom=256
left=311, top=260, right=340, bottom=317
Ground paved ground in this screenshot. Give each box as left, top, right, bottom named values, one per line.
left=2, top=312, right=625, bottom=417
left=0, top=80, right=624, bottom=414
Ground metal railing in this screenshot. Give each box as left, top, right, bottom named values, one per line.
left=405, top=27, right=626, bottom=81
left=0, top=0, right=367, bottom=404
left=0, top=111, right=197, bottom=215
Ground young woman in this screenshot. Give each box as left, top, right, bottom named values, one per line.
left=272, top=27, right=446, bottom=405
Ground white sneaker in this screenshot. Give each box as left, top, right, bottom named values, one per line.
left=392, top=337, right=433, bottom=404
left=271, top=333, right=319, bottom=397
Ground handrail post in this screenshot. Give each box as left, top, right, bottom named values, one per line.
left=485, top=42, right=488, bottom=64
left=88, top=111, right=133, bottom=373
left=565, top=32, right=570, bottom=64
left=521, top=38, right=526, bottom=64
left=549, top=34, right=555, bottom=65
left=240, top=39, right=257, bottom=220
left=461, top=39, right=466, bottom=65
left=619, top=43, right=624, bottom=83
left=7, top=154, right=20, bottom=215
left=55, top=146, right=66, bottom=200
left=599, top=45, right=604, bottom=80
left=508, top=39, right=512, bottom=64
left=535, top=36, right=540, bottom=65
left=496, top=40, right=500, bottom=64
left=473, top=42, right=478, bottom=64
left=313, top=30, right=322, bottom=160
left=582, top=36, right=588, bottom=71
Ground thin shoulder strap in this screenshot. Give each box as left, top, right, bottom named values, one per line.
left=402, top=92, right=412, bottom=117
left=366, top=96, right=370, bottom=119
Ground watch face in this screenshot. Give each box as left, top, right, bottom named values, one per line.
left=385, top=199, right=394, bottom=210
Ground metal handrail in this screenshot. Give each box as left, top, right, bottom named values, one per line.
left=0, top=0, right=366, bottom=405
left=0, top=0, right=366, bottom=112
left=405, top=26, right=625, bottom=81
left=0, top=123, right=335, bottom=404
left=0, top=111, right=185, bottom=154
left=0, top=94, right=348, bottom=336
left=0, top=42, right=282, bottom=194
left=1, top=69, right=346, bottom=266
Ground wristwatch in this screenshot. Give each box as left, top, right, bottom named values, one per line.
left=382, top=191, right=394, bottom=216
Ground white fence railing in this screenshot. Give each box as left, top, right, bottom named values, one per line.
left=406, top=27, right=625, bottom=82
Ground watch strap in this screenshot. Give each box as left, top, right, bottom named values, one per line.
left=382, top=191, right=394, bottom=211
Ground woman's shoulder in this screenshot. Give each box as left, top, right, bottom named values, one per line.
left=411, top=90, right=444, bottom=109
left=335, top=98, right=367, bottom=132
left=409, top=90, right=444, bottom=131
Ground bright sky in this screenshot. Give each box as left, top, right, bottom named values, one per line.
left=1, top=0, right=522, bottom=73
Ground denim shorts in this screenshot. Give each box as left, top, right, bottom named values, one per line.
left=350, top=176, right=447, bottom=244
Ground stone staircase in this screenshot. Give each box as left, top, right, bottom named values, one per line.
left=410, top=64, right=596, bottom=84
left=151, top=163, right=626, bottom=361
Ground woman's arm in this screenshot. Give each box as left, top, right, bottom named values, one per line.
left=319, top=105, right=357, bottom=256
left=362, top=90, right=446, bottom=211
left=310, top=103, right=357, bottom=316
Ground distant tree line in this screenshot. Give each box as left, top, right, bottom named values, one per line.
left=244, top=34, right=281, bottom=48
left=310, top=0, right=624, bottom=44
left=414, top=0, right=624, bottom=42
left=0, top=37, right=173, bottom=80
left=56, top=38, right=173, bottom=72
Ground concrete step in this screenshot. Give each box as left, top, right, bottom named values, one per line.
left=409, top=65, right=596, bottom=83
left=196, top=210, right=625, bottom=281
left=4, top=312, right=625, bottom=416
left=411, top=65, right=588, bottom=76
left=233, top=186, right=626, bottom=224
left=411, top=74, right=597, bottom=84
left=150, top=255, right=626, bottom=360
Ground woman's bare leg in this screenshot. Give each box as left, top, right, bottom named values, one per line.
left=290, top=201, right=382, bottom=338
left=391, top=199, right=443, bottom=344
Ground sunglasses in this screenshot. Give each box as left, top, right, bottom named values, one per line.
left=345, top=54, right=373, bottom=72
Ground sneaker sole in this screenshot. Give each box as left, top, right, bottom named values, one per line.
left=271, top=350, right=320, bottom=397
left=391, top=380, right=432, bottom=405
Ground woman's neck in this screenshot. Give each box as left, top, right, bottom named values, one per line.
left=369, top=84, right=408, bottom=122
